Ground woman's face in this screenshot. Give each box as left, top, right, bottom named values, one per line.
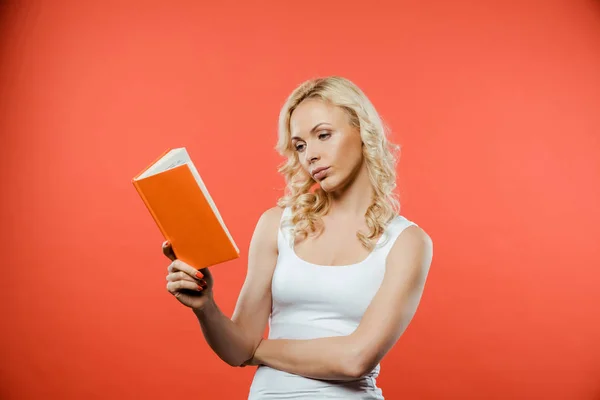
left=289, top=98, right=364, bottom=193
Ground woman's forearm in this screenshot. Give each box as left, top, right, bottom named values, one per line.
left=253, top=336, right=363, bottom=381
left=193, top=298, right=255, bottom=367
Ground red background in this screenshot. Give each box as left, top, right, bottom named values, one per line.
left=1, top=1, right=599, bottom=399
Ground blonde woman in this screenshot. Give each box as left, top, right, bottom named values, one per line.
left=164, top=76, right=434, bottom=399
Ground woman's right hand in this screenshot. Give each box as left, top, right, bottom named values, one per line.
left=163, top=241, right=214, bottom=311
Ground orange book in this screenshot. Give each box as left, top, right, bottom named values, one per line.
left=132, top=147, right=239, bottom=270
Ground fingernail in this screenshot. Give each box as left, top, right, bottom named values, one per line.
left=195, top=272, right=204, bottom=279
left=197, top=285, right=204, bottom=291
left=199, top=279, right=207, bottom=287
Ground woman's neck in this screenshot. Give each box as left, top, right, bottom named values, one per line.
left=327, top=161, right=373, bottom=219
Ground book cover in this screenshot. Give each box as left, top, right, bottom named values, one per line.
left=132, top=148, right=239, bottom=270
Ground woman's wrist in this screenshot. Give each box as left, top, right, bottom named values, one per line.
left=192, top=294, right=216, bottom=317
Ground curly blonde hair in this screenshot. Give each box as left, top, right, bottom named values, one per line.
left=275, top=76, right=401, bottom=250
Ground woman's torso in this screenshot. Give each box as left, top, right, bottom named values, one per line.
left=248, top=207, right=416, bottom=399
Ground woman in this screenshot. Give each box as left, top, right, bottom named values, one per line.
left=164, top=76, right=433, bottom=399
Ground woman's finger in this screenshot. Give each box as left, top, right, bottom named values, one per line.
left=166, top=271, right=198, bottom=283
left=165, top=271, right=207, bottom=289
left=162, top=241, right=177, bottom=261
left=167, top=259, right=204, bottom=280
left=166, top=279, right=204, bottom=293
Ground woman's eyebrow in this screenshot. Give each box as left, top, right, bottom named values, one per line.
left=291, top=122, right=330, bottom=140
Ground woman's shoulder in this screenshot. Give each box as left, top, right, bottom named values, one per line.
left=253, top=206, right=285, bottom=236
left=384, top=214, right=430, bottom=245
left=248, top=206, right=285, bottom=253
left=387, top=214, right=432, bottom=255
left=260, top=205, right=285, bottom=223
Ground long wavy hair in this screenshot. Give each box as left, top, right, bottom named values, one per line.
left=275, top=76, right=401, bottom=250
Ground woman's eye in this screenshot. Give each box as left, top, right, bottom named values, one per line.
left=318, top=132, right=331, bottom=140
left=294, top=143, right=305, bottom=152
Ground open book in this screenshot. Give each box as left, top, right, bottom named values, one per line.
left=132, top=147, right=239, bottom=270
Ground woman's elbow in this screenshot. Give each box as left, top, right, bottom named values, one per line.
left=340, top=353, right=377, bottom=380
left=223, top=341, right=258, bottom=368
left=344, top=363, right=373, bottom=380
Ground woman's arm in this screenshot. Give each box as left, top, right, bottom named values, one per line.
left=249, top=225, right=433, bottom=380
left=193, top=206, right=282, bottom=367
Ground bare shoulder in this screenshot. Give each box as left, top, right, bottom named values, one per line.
left=259, top=205, right=285, bottom=225
left=397, top=224, right=433, bottom=249
left=255, top=206, right=284, bottom=235
left=250, top=206, right=284, bottom=250
left=387, top=224, right=433, bottom=274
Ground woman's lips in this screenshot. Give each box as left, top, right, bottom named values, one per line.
left=312, top=167, right=330, bottom=180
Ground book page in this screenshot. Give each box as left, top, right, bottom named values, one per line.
left=137, top=148, right=190, bottom=180
left=185, top=158, right=239, bottom=254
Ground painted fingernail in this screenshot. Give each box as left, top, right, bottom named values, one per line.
left=195, top=272, right=204, bottom=279
left=197, top=285, right=204, bottom=291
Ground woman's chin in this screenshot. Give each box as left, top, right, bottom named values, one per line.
left=317, top=177, right=337, bottom=192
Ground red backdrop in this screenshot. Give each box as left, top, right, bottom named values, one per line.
left=1, top=1, right=599, bottom=399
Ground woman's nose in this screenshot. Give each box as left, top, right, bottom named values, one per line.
left=305, top=146, right=320, bottom=164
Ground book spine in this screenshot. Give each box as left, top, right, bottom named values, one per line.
left=132, top=180, right=169, bottom=242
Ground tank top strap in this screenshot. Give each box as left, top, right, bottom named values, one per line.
left=373, top=215, right=418, bottom=261
left=278, top=206, right=295, bottom=251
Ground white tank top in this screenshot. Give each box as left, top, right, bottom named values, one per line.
left=248, top=206, right=417, bottom=399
